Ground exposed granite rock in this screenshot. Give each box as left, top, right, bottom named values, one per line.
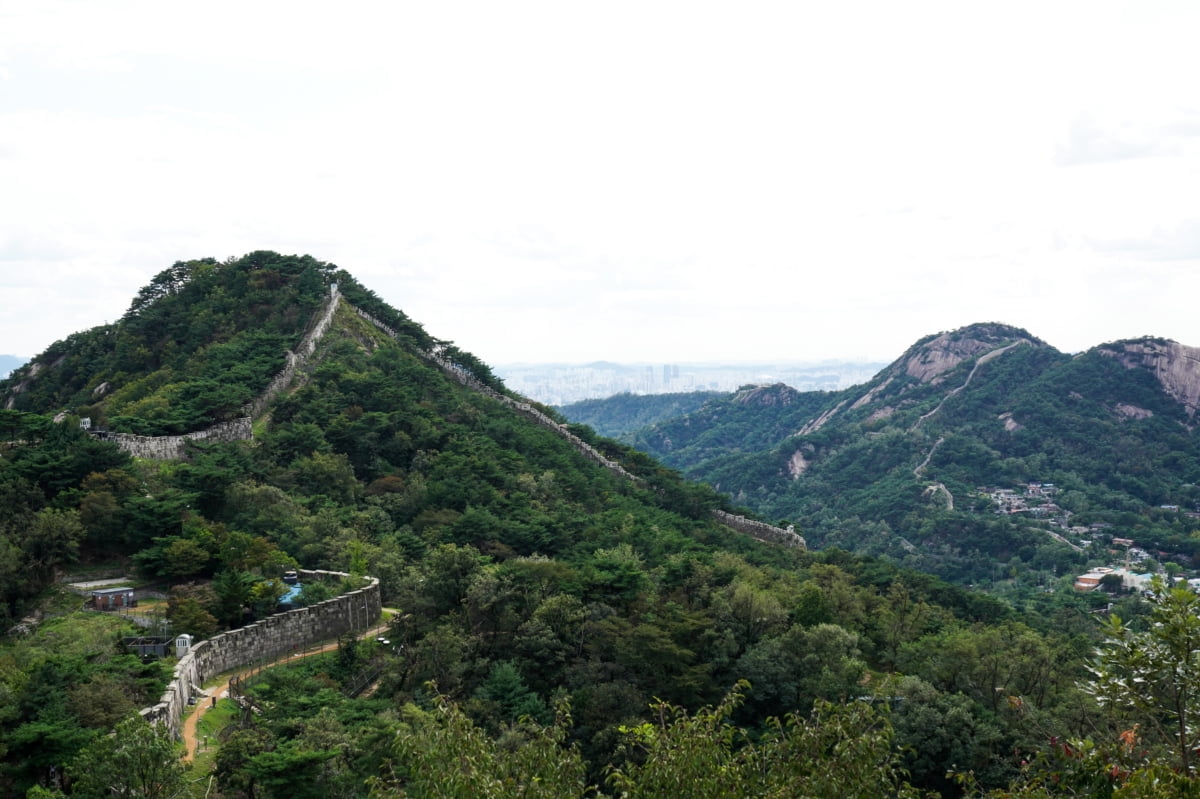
left=1113, top=403, right=1154, bottom=420
left=866, top=406, right=896, bottom=423
left=732, top=383, right=801, bottom=407
left=899, top=324, right=1041, bottom=383
left=850, top=377, right=894, bottom=409
left=787, top=449, right=809, bottom=478
left=796, top=399, right=848, bottom=436
left=999, top=412, right=1023, bottom=432
left=1098, top=338, right=1200, bottom=418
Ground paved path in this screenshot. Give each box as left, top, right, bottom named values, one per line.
left=181, top=616, right=393, bottom=762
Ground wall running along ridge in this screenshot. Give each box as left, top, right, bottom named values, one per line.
left=352, top=308, right=806, bottom=550
left=353, top=307, right=638, bottom=480
left=102, top=417, right=253, bottom=460
left=108, top=285, right=342, bottom=459
left=98, top=285, right=803, bottom=550
left=710, top=510, right=806, bottom=548
left=140, top=570, right=381, bottom=739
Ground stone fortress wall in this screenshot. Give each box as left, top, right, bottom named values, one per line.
left=107, top=284, right=802, bottom=551
left=140, top=570, right=381, bottom=739
left=87, top=281, right=795, bottom=736
left=103, top=417, right=253, bottom=460
left=711, top=510, right=806, bottom=548
left=352, top=309, right=805, bottom=550
left=353, top=307, right=637, bottom=481
left=109, top=285, right=342, bottom=459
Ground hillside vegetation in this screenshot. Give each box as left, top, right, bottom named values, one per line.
left=555, top=390, right=726, bottom=438
left=605, top=324, right=1200, bottom=590
left=0, top=258, right=1195, bottom=797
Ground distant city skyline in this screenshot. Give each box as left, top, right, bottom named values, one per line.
left=496, top=360, right=886, bottom=406
left=0, top=348, right=885, bottom=407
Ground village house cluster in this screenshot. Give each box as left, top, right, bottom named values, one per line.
left=984, top=482, right=1064, bottom=519
left=1072, top=565, right=1155, bottom=592
left=977, top=484, right=1199, bottom=594
left=1069, top=537, right=1200, bottom=593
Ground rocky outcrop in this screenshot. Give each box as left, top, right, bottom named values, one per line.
left=732, top=384, right=801, bottom=407
left=796, top=399, right=848, bottom=436
left=787, top=449, right=809, bottom=478
left=866, top=406, right=895, bottom=423
left=904, top=339, right=990, bottom=382
left=850, top=377, right=894, bottom=410
left=3, top=357, right=65, bottom=409
left=1114, top=403, right=1154, bottom=420
left=1098, top=338, right=1200, bottom=419
left=909, top=341, right=1026, bottom=432
left=898, top=324, right=1041, bottom=384
left=795, top=325, right=1038, bottom=435
left=999, top=412, right=1023, bottom=432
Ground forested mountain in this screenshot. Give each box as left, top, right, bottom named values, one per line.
left=555, top=390, right=726, bottom=437
left=605, top=323, right=1200, bottom=586
left=1, top=259, right=1195, bottom=797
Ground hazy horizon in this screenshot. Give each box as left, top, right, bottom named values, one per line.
left=3, top=3, right=1198, bottom=365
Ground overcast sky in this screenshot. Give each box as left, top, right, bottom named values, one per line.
left=2, top=1, right=1198, bottom=368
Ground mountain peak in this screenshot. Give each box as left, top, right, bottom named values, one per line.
left=896, top=323, right=1045, bottom=383
left=1096, top=337, right=1200, bottom=418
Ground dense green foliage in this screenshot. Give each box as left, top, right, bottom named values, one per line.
left=0, top=253, right=448, bottom=435
left=3, top=261, right=1196, bottom=797
left=69, top=714, right=186, bottom=798
left=0, top=413, right=130, bottom=619
left=620, top=383, right=834, bottom=465
left=606, top=326, right=1200, bottom=587
left=193, top=591, right=1200, bottom=798
left=0, top=613, right=172, bottom=793
left=3, top=254, right=329, bottom=433
left=556, top=390, right=726, bottom=438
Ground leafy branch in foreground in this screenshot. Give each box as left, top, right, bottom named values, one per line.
left=607, top=681, right=921, bottom=799
left=368, top=682, right=923, bottom=798
left=969, top=581, right=1200, bottom=798
left=1086, top=580, right=1200, bottom=777
left=370, top=688, right=589, bottom=799
left=68, top=714, right=185, bottom=799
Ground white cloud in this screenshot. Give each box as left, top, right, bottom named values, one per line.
left=1056, top=109, right=1200, bottom=166
left=1, top=1, right=1199, bottom=366
left=1085, top=219, right=1200, bottom=262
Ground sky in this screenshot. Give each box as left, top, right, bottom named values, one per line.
left=2, top=1, right=1198, bottom=369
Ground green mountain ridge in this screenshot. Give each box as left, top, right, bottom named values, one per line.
left=587, top=322, right=1200, bottom=585
left=2, top=256, right=1192, bottom=797
left=552, top=390, right=726, bottom=437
